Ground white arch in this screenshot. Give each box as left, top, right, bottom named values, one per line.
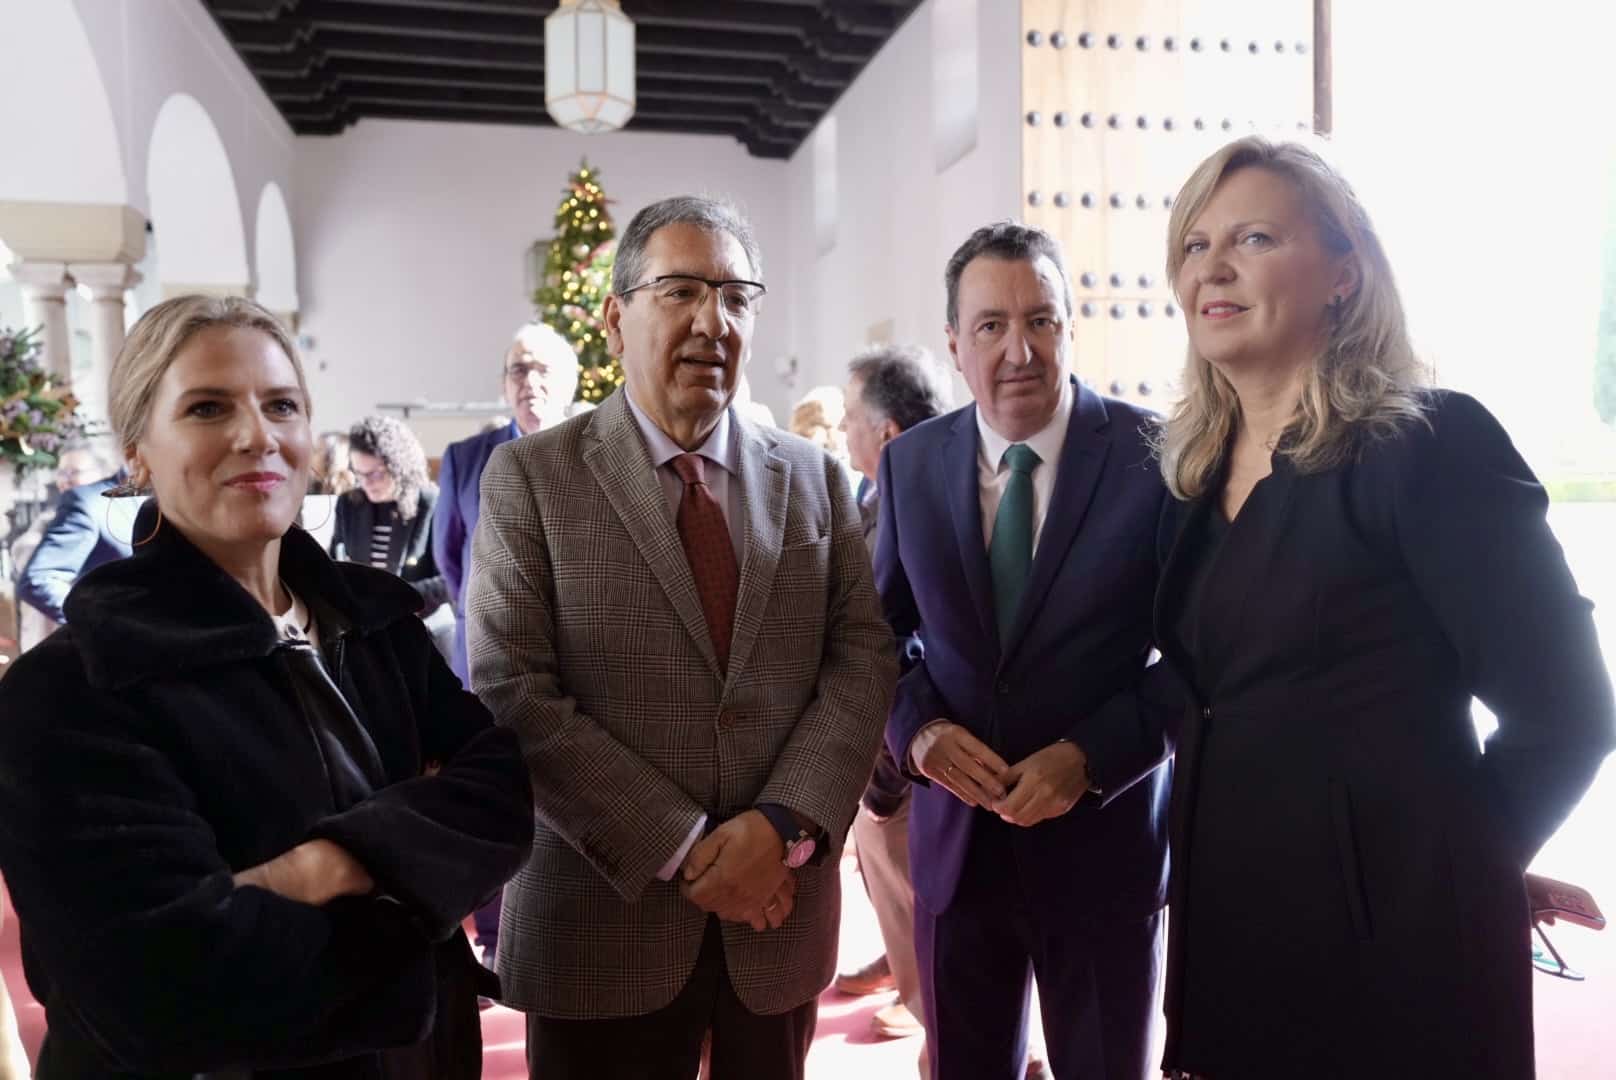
left=145, top=94, right=249, bottom=288
left=253, top=183, right=299, bottom=312
left=0, top=4, right=125, bottom=203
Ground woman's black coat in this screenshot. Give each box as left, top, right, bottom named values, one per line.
left=329, top=485, right=449, bottom=613
left=1154, top=391, right=1614, bottom=1079
left=0, top=507, right=533, bottom=1078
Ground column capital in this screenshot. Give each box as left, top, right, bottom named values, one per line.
left=8, top=260, right=70, bottom=296
left=70, top=261, right=143, bottom=298
left=0, top=202, right=147, bottom=265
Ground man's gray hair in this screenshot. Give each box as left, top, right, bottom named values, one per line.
left=848, top=344, right=952, bottom=433
left=943, top=221, right=1074, bottom=330
left=503, top=321, right=578, bottom=377
left=612, top=195, right=763, bottom=297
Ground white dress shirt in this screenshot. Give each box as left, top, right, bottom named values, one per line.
left=624, top=390, right=746, bottom=879
left=974, top=376, right=1074, bottom=557
left=909, top=379, right=1076, bottom=773
left=624, top=390, right=744, bottom=564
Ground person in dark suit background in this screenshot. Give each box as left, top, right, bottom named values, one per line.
left=433, top=322, right=579, bottom=686
left=876, top=222, right=1180, bottom=1080
left=16, top=442, right=131, bottom=627
left=833, top=344, right=951, bottom=1051
left=431, top=322, right=578, bottom=972
left=1152, top=136, right=1615, bottom=1080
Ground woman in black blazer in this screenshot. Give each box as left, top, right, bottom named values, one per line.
left=1152, top=137, right=1615, bottom=1079
left=0, top=296, right=533, bottom=1078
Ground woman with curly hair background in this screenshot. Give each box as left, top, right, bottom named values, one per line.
left=332, top=415, right=451, bottom=647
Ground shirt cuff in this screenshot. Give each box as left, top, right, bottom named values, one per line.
left=908, top=719, right=950, bottom=773
left=655, top=815, right=708, bottom=881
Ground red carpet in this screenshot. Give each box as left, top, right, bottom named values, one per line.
left=5, top=832, right=1612, bottom=1078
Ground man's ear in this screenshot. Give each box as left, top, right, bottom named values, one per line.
left=945, top=323, right=961, bottom=371
left=878, top=418, right=903, bottom=446
left=603, top=293, right=626, bottom=357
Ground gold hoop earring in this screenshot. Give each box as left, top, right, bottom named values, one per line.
left=295, top=494, right=336, bottom=534
left=134, top=503, right=164, bottom=547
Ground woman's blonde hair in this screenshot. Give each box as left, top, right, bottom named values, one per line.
left=1157, top=136, right=1429, bottom=499
left=109, top=295, right=308, bottom=464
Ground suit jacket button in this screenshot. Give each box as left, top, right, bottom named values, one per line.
left=718, top=709, right=735, bottom=727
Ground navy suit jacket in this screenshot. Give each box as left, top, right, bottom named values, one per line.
left=17, top=477, right=132, bottom=624
left=433, top=421, right=521, bottom=683
left=875, top=377, right=1179, bottom=919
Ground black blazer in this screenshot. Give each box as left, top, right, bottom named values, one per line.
left=0, top=508, right=533, bottom=1078
left=1154, top=391, right=1615, bottom=1078
left=330, top=485, right=449, bottom=613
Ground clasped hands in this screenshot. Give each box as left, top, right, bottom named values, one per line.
left=679, top=811, right=796, bottom=932
left=913, top=721, right=1088, bottom=827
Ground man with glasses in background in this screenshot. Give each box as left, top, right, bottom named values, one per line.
left=433, top=321, right=578, bottom=983
left=434, top=321, right=579, bottom=685
left=469, top=195, right=894, bottom=1079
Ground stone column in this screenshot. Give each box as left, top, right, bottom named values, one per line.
left=69, top=262, right=142, bottom=428
left=8, top=261, right=71, bottom=382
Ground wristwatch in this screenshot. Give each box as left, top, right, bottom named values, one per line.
left=755, top=803, right=818, bottom=869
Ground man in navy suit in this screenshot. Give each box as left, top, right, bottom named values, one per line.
left=433, top=322, right=578, bottom=968
left=434, top=322, right=579, bottom=685
left=875, top=223, right=1179, bottom=1079
left=17, top=445, right=131, bottom=626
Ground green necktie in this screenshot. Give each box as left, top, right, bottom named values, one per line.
left=989, top=443, right=1041, bottom=640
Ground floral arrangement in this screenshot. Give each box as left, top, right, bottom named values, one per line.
left=1, top=325, right=82, bottom=475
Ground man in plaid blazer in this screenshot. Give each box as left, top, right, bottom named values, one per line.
left=468, top=195, right=896, bottom=1080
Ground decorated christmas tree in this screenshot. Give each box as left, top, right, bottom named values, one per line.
left=534, top=161, right=620, bottom=402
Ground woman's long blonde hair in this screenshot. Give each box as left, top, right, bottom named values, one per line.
left=1157, top=136, right=1429, bottom=499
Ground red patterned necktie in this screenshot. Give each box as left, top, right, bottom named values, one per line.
left=670, top=453, right=739, bottom=670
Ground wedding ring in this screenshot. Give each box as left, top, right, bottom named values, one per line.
left=765, top=899, right=780, bottom=911
left=946, top=764, right=957, bottom=780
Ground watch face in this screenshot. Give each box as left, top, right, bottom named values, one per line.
left=785, top=836, right=816, bottom=869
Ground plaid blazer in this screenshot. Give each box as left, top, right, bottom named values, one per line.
left=467, top=390, right=896, bottom=1019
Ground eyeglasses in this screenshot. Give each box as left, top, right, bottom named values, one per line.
left=618, top=274, right=767, bottom=317
left=505, top=361, right=563, bottom=381
left=1531, top=921, right=1584, bottom=981
left=354, top=467, right=391, bottom=484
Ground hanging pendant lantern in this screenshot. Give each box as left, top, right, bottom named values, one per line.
left=545, top=0, right=636, bottom=134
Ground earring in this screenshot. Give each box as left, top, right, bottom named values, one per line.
left=134, top=503, right=164, bottom=547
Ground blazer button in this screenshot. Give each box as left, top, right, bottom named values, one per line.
left=718, top=709, right=735, bottom=727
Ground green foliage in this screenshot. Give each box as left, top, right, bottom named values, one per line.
left=532, top=161, right=620, bottom=402
left=0, top=325, right=83, bottom=476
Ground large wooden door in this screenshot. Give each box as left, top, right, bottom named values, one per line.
left=1022, top=0, right=1319, bottom=408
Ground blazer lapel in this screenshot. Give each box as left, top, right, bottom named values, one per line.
left=1205, top=452, right=1298, bottom=682
left=943, top=408, right=999, bottom=649
left=582, top=394, right=723, bottom=679
left=1153, top=489, right=1216, bottom=678
left=1152, top=449, right=1299, bottom=694
left=725, top=418, right=789, bottom=688
left=999, top=379, right=1111, bottom=669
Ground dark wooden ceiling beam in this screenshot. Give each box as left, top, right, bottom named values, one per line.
left=259, top=65, right=828, bottom=113
left=219, top=13, right=875, bottom=66
left=274, top=80, right=813, bottom=133
left=200, top=0, right=924, bottom=157
left=256, top=55, right=838, bottom=107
